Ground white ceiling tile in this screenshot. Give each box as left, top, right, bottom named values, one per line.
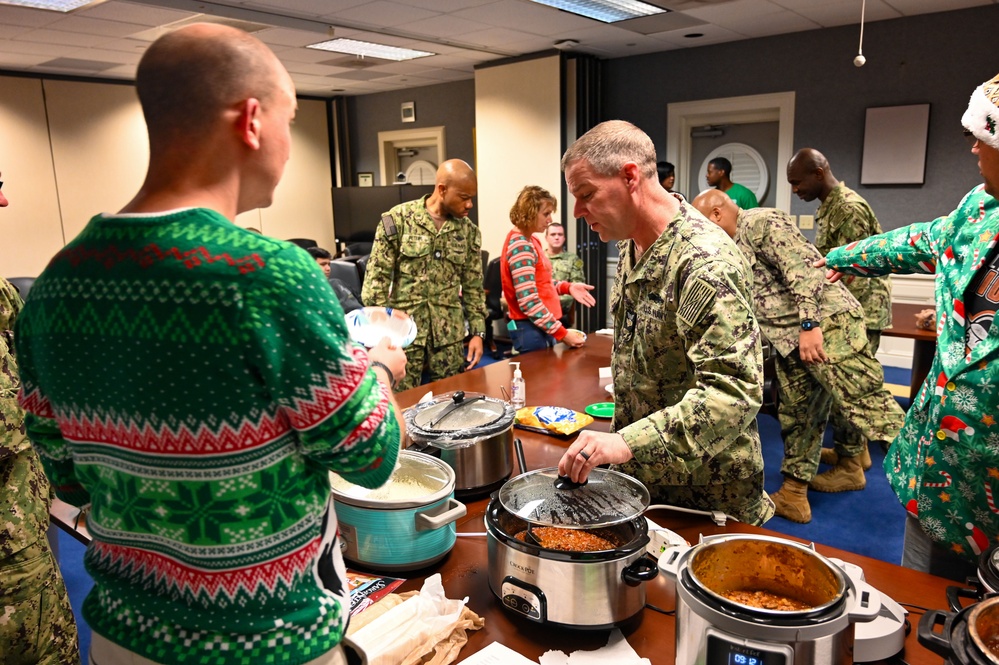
left=75, top=1, right=197, bottom=26
left=453, top=0, right=595, bottom=35
left=0, top=24, right=33, bottom=39
left=324, top=1, right=440, bottom=27
left=394, top=13, right=492, bottom=39
left=240, top=0, right=369, bottom=15
left=0, top=50, right=51, bottom=67
left=0, top=5, right=68, bottom=28
left=256, top=27, right=331, bottom=47
left=14, top=28, right=115, bottom=48
left=98, top=63, right=137, bottom=78
left=48, top=15, right=149, bottom=37
left=0, top=38, right=83, bottom=57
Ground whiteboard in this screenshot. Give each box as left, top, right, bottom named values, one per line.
left=861, top=104, right=930, bottom=185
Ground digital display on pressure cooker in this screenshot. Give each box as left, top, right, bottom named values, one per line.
left=707, top=635, right=787, bottom=665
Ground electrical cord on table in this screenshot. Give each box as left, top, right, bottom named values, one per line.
left=644, top=603, right=674, bottom=616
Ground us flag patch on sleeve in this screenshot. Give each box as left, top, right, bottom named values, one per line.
left=677, top=277, right=716, bottom=328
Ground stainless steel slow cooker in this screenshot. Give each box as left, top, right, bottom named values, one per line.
left=660, top=535, right=882, bottom=665
left=405, top=391, right=516, bottom=497
left=485, top=467, right=659, bottom=629
left=920, top=595, right=999, bottom=665
left=330, top=450, right=466, bottom=572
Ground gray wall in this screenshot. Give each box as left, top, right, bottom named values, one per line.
left=346, top=79, right=476, bottom=184
left=602, top=5, right=996, bottom=233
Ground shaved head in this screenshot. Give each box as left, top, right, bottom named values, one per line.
left=786, top=147, right=837, bottom=203
left=435, top=159, right=476, bottom=188
left=691, top=189, right=739, bottom=238
left=788, top=148, right=829, bottom=173
left=136, top=23, right=288, bottom=147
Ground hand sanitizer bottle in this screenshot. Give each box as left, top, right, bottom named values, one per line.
left=510, top=362, right=525, bottom=409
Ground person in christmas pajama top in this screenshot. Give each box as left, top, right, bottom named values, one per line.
left=14, top=24, right=407, bottom=665
left=821, top=71, right=999, bottom=581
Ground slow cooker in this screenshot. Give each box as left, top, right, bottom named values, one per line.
left=660, top=535, right=882, bottom=665
left=330, top=450, right=466, bottom=572
left=405, top=391, right=515, bottom=497
left=485, top=467, right=659, bottom=629
left=920, top=595, right=999, bottom=665
left=944, top=544, right=999, bottom=612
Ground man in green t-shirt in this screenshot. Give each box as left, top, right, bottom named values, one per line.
left=707, top=156, right=758, bottom=209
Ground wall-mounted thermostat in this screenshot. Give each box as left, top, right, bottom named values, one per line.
left=401, top=101, right=415, bottom=123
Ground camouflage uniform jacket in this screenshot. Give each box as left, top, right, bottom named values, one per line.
left=826, top=185, right=999, bottom=565
left=611, top=203, right=766, bottom=490
left=736, top=208, right=861, bottom=358
left=1, top=278, right=50, bottom=561
left=548, top=250, right=585, bottom=312
left=815, top=183, right=892, bottom=330
left=362, top=195, right=486, bottom=348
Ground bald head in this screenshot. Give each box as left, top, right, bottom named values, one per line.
left=136, top=23, right=289, bottom=147
left=430, top=159, right=477, bottom=219
left=691, top=189, right=739, bottom=238
left=786, top=148, right=837, bottom=202
left=435, top=159, right=476, bottom=188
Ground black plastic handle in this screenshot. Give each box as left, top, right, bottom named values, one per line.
left=946, top=584, right=982, bottom=612
left=917, top=609, right=956, bottom=657
left=554, top=475, right=587, bottom=490
left=622, top=557, right=659, bottom=586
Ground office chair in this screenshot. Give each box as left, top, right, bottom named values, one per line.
left=287, top=238, right=319, bottom=250
left=6, top=277, right=36, bottom=301
left=483, top=258, right=509, bottom=359
left=355, top=254, right=370, bottom=286
left=328, top=260, right=363, bottom=302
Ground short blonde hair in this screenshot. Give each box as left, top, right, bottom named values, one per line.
left=509, top=185, right=557, bottom=234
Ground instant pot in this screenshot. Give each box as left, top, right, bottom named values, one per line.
left=330, top=450, right=466, bottom=572
left=920, top=595, right=999, bottom=665
left=485, top=467, right=659, bottom=629
left=405, top=391, right=515, bottom=497
left=660, top=535, right=882, bottom=665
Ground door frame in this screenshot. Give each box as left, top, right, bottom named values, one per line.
left=377, top=126, right=446, bottom=186
left=666, top=92, right=795, bottom=210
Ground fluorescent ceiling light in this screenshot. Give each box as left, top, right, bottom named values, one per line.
left=307, top=38, right=434, bottom=62
left=529, top=0, right=666, bottom=23
left=0, top=0, right=102, bottom=10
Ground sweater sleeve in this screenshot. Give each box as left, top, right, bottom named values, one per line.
left=245, top=246, right=401, bottom=489
left=505, top=232, right=565, bottom=340
left=826, top=218, right=943, bottom=277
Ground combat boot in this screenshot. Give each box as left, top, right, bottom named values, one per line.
left=809, top=454, right=866, bottom=493
left=819, top=446, right=871, bottom=471
left=772, top=477, right=811, bottom=524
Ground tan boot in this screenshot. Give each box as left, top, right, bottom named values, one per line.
left=772, top=478, right=811, bottom=523
left=809, top=454, right=867, bottom=493
left=819, top=446, right=872, bottom=470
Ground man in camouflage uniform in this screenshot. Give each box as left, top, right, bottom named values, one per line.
left=362, top=159, right=487, bottom=391
left=544, top=222, right=586, bottom=327
left=693, top=191, right=904, bottom=524
left=0, top=174, right=80, bottom=663
left=787, top=148, right=893, bottom=489
left=557, top=121, right=774, bottom=526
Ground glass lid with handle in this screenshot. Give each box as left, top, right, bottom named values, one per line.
left=409, top=391, right=513, bottom=435
left=498, top=467, right=650, bottom=529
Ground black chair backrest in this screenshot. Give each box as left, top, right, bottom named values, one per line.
left=328, top=260, right=362, bottom=300
left=346, top=242, right=373, bottom=256
left=356, top=254, right=370, bottom=285
left=484, top=257, right=503, bottom=314
left=6, top=276, right=36, bottom=301
left=287, top=238, right=319, bottom=250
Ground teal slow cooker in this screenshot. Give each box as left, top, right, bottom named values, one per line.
left=330, top=450, right=466, bottom=572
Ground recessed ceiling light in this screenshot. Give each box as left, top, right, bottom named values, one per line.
left=0, top=0, right=104, bottom=10
left=307, top=38, right=433, bottom=62
left=528, top=0, right=666, bottom=24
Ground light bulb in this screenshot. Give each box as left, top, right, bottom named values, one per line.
left=854, top=54, right=866, bottom=67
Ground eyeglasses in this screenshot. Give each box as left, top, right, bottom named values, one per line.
left=0, top=181, right=4, bottom=191
left=965, top=130, right=980, bottom=147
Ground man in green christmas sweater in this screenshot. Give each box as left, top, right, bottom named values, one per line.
left=15, top=24, right=407, bottom=665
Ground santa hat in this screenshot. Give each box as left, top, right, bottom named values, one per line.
left=935, top=372, right=948, bottom=397
left=962, top=72, right=999, bottom=150
left=940, top=415, right=976, bottom=441
left=967, top=523, right=989, bottom=556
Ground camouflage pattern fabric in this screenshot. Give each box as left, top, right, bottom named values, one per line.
left=827, top=330, right=883, bottom=458
left=0, top=278, right=79, bottom=663
left=815, top=184, right=892, bottom=330
left=826, top=185, right=999, bottom=566
left=732, top=209, right=904, bottom=482
left=735, top=207, right=859, bottom=357
left=610, top=203, right=773, bottom=526
left=548, top=250, right=585, bottom=316
left=362, top=195, right=486, bottom=389
left=775, top=312, right=904, bottom=481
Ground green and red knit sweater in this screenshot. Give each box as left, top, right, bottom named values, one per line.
left=15, top=208, right=400, bottom=665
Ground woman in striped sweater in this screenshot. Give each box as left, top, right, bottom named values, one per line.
left=500, top=185, right=595, bottom=353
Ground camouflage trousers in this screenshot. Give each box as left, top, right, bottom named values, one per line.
left=0, top=539, right=80, bottom=665
left=648, top=471, right=775, bottom=526
left=776, top=312, right=904, bottom=482
left=827, top=330, right=883, bottom=458
left=396, top=340, right=466, bottom=392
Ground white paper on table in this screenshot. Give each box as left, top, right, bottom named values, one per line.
left=418, top=390, right=435, bottom=404
left=598, top=366, right=612, bottom=379
left=538, top=630, right=651, bottom=665
left=349, top=573, right=468, bottom=665
left=595, top=328, right=614, bottom=336
left=458, top=641, right=539, bottom=664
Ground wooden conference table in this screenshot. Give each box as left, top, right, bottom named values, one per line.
left=51, top=335, right=958, bottom=664
left=881, top=303, right=937, bottom=402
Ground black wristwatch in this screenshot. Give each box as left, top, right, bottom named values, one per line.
left=475, top=331, right=486, bottom=339
left=800, top=319, right=821, bottom=331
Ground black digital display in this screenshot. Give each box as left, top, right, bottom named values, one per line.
left=707, top=635, right=788, bottom=665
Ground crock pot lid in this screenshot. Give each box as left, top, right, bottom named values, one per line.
left=330, top=450, right=449, bottom=501
left=412, top=392, right=508, bottom=432
left=498, top=467, right=650, bottom=528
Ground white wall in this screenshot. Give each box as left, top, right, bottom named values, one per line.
left=0, top=75, right=335, bottom=277
left=474, top=56, right=562, bottom=262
